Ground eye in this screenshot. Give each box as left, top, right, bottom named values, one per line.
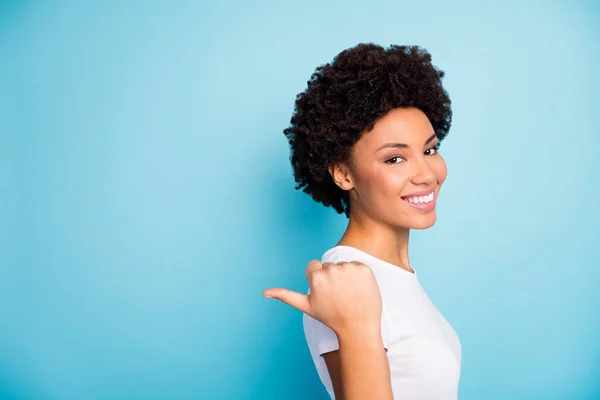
left=385, top=156, right=405, bottom=164
left=425, top=143, right=441, bottom=156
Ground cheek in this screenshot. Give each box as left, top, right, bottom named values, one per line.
left=434, top=157, right=448, bottom=183
left=358, top=168, right=409, bottom=200
left=376, top=169, right=411, bottom=195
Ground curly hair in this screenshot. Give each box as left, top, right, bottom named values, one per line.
left=283, top=43, right=452, bottom=218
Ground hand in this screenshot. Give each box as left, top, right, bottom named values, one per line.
left=263, top=260, right=382, bottom=336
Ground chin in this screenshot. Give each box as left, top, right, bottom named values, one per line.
left=408, top=214, right=437, bottom=230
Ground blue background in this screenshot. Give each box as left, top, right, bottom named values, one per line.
left=1, top=1, right=599, bottom=399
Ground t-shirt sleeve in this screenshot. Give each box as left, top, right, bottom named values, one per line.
left=302, top=254, right=393, bottom=357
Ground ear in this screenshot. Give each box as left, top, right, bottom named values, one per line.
left=328, top=162, right=354, bottom=191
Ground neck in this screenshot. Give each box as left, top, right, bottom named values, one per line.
left=337, top=211, right=413, bottom=273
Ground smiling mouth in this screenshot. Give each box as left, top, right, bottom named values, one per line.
left=401, top=190, right=437, bottom=211
left=402, top=191, right=435, bottom=204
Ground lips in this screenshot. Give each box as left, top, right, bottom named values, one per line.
left=401, top=188, right=435, bottom=199
left=402, top=192, right=436, bottom=211
left=401, top=187, right=437, bottom=211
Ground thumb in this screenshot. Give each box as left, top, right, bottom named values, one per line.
left=263, top=288, right=311, bottom=315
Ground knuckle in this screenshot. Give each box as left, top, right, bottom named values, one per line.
left=310, top=270, right=325, bottom=285
left=325, top=265, right=340, bottom=276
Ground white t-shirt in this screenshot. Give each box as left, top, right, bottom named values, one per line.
left=303, top=245, right=462, bottom=399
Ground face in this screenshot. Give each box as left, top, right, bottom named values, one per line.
left=334, top=107, right=447, bottom=230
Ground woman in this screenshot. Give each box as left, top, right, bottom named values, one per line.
left=266, top=43, right=461, bottom=399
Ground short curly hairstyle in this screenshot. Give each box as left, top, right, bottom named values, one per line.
left=283, top=43, right=452, bottom=218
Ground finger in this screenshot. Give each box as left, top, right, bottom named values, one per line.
left=263, top=288, right=311, bottom=315
left=305, top=259, right=324, bottom=280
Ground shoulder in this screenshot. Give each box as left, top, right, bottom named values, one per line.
left=311, top=246, right=396, bottom=348
left=320, top=247, right=342, bottom=263
left=320, top=246, right=357, bottom=264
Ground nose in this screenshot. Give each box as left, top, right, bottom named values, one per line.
left=410, top=156, right=436, bottom=186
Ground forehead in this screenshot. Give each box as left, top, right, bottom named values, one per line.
left=356, top=107, right=435, bottom=151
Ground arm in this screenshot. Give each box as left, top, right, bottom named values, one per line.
left=324, top=329, right=392, bottom=400
left=264, top=260, right=392, bottom=399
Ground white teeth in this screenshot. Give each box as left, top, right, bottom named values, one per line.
left=405, top=192, right=434, bottom=204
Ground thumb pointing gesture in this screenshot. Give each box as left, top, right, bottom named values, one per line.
left=263, top=260, right=324, bottom=316
left=264, top=259, right=382, bottom=335
left=263, top=288, right=311, bottom=314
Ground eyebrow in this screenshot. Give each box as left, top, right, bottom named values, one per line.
left=375, top=133, right=438, bottom=153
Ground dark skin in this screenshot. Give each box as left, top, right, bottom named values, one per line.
left=323, top=106, right=448, bottom=399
